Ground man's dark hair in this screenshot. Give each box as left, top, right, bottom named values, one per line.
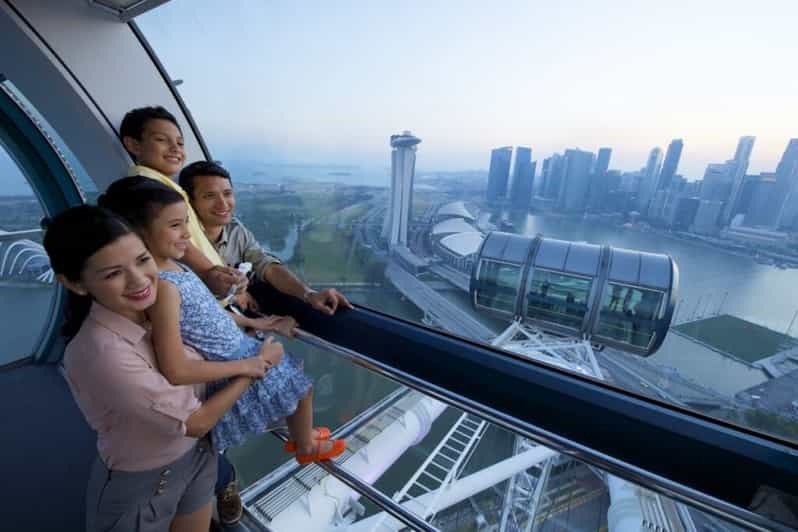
left=179, top=160, right=232, bottom=199
left=119, top=106, right=181, bottom=158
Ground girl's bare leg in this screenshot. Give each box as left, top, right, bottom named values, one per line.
left=285, top=389, right=336, bottom=454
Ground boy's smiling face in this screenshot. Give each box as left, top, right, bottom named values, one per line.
left=124, top=118, right=186, bottom=176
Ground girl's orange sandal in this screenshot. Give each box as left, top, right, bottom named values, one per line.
left=283, top=427, right=331, bottom=452
left=295, top=439, right=347, bottom=465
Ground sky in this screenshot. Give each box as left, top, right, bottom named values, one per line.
left=139, top=0, right=798, bottom=179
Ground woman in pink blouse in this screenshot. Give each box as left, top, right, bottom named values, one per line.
left=44, top=206, right=271, bottom=532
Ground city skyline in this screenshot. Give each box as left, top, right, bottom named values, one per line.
left=140, top=1, right=798, bottom=177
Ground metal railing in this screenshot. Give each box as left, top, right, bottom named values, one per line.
left=290, top=328, right=792, bottom=532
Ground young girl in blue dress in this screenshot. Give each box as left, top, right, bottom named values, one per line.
left=100, top=176, right=345, bottom=463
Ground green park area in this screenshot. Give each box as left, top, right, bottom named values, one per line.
left=673, top=314, right=798, bottom=363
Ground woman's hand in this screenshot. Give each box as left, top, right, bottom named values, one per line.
left=258, top=336, right=284, bottom=368
left=249, top=315, right=298, bottom=337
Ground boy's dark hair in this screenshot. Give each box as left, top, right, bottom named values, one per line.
left=98, top=176, right=184, bottom=231
left=119, top=106, right=181, bottom=158
left=43, top=205, right=134, bottom=340
left=179, top=160, right=232, bottom=199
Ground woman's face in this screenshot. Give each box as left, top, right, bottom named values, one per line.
left=140, top=201, right=191, bottom=262
left=64, top=233, right=158, bottom=323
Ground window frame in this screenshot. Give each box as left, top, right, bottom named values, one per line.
left=0, top=78, right=84, bottom=366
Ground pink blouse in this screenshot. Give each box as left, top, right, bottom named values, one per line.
left=63, top=302, right=205, bottom=471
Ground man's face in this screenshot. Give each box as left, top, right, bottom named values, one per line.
left=124, top=118, right=185, bottom=176
left=190, top=175, right=235, bottom=227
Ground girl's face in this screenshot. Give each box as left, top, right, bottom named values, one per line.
left=140, top=201, right=191, bottom=262
left=59, top=233, right=158, bottom=323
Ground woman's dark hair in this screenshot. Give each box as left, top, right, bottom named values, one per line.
left=42, top=205, right=133, bottom=340
left=98, top=176, right=184, bottom=231
left=178, top=160, right=232, bottom=200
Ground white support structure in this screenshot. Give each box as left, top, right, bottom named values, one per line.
left=344, top=446, right=558, bottom=532
left=369, top=412, right=488, bottom=531
left=267, top=395, right=447, bottom=532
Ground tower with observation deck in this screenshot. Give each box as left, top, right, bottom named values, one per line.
left=382, top=131, right=422, bottom=248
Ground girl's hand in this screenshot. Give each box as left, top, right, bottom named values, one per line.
left=239, top=355, right=269, bottom=379
left=258, top=336, right=284, bottom=368
left=250, top=315, right=298, bottom=337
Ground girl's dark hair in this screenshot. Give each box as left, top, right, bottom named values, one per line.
left=98, top=176, right=184, bottom=230
left=42, top=205, right=133, bottom=340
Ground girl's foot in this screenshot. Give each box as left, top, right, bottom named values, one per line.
left=283, top=427, right=331, bottom=453
left=295, top=439, right=346, bottom=465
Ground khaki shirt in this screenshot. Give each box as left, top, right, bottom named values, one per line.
left=63, top=302, right=205, bottom=471
left=213, top=217, right=282, bottom=280
left=128, top=165, right=224, bottom=266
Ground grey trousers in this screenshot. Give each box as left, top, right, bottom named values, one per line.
left=85, top=440, right=217, bottom=532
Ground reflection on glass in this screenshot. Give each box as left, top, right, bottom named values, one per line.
left=596, top=284, right=664, bottom=348
left=526, top=269, right=591, bottom=329
left=475, top=260, right=520, bottom=314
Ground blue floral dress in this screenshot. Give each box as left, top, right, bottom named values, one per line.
left=159, top=266, right=312, bottom=451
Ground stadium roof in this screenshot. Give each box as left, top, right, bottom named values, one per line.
left=432, top=218, right=480, bottom=238
left=436, top=201, right=475, bottom=221
left=439, top=232, right=484, bottom=257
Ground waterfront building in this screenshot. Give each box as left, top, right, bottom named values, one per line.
left=540, top=153, right=564, bottom=200
left=656, top=139, right=683, bottom=192
left=382, top=131, right=421, bottom=248
left=722, top=136, right=755, bottom=224
left=486, top=146, right=513, bottom=203
left=637, top=147, right=663, bottom=212
left=700, top=162, right=735, bottom=202
left=557, top=148, right=595, bottom=212
left=510, top=147, right=535, bottom=209
left=691, top=199, right=724, bottom=235
left=763, top=139, right=798, bottom=228
left=744, top=174, right=777, bottom=227
left=665, top=196, right=700, bottom=230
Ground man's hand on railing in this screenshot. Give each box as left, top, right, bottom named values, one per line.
left=304, top=288, right=354, bottom=316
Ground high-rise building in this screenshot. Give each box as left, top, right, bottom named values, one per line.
left=743, top=173, right=776, bottom=226
left=510, top=151, right=536, bottom=209
left=637, top=147, right=663, bottom=212
left=700, top=162, right=735, bottom=202
left=541, top=154, right=564, bottom=199
left=382, top=131, right=421, bottom=248
left=486, top=146, right=513, bottom=202
left=774, top=139, right=798, bottom=229
left=595, top=147, right=612, bottom=176
left=656, top=139, right=683, bottom=192
left=510, top=147, right=534, bottom=208
left=721, top=136, right=755, bottom=224
left=691, top=200, right=724, bottom=235
left=557, top=148, right=595, bottom=212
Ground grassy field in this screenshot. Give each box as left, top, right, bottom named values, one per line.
left=674, top=314, right=798, bottom=363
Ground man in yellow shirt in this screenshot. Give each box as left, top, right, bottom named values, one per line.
left=119, top=106, right=244, bottom=298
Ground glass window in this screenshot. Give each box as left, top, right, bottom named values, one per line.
left=525, top=269, right=591, bottom=329
left=0, top=143, right=56, bottom=366
left=475, top=260, right=520, bottom=314
left=138, top=1, right=798, bottom=446
left=595, top=284, right=664, bottom=348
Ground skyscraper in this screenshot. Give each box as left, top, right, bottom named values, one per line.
left=557, top=148, right=595, bottom=212
left=656, top=139, right=683, bottom=192
left=595, top=147, right=612, bottom=176
left=541, top=154, right=564, bottom=199
left=773, top=139, right=798, bottom=229
left=486, top=146, right=513, bottom=202
left=588, top=148, right=612, bottom=211
left=700, top=163, right=735, bottom=202
left=510, top=146, right=536, bottom=209
left=722, top=136, right=755, bottom=224
left=382, top=131, right=421, bottom=248
left=637, top=147, right=663, bottom=212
